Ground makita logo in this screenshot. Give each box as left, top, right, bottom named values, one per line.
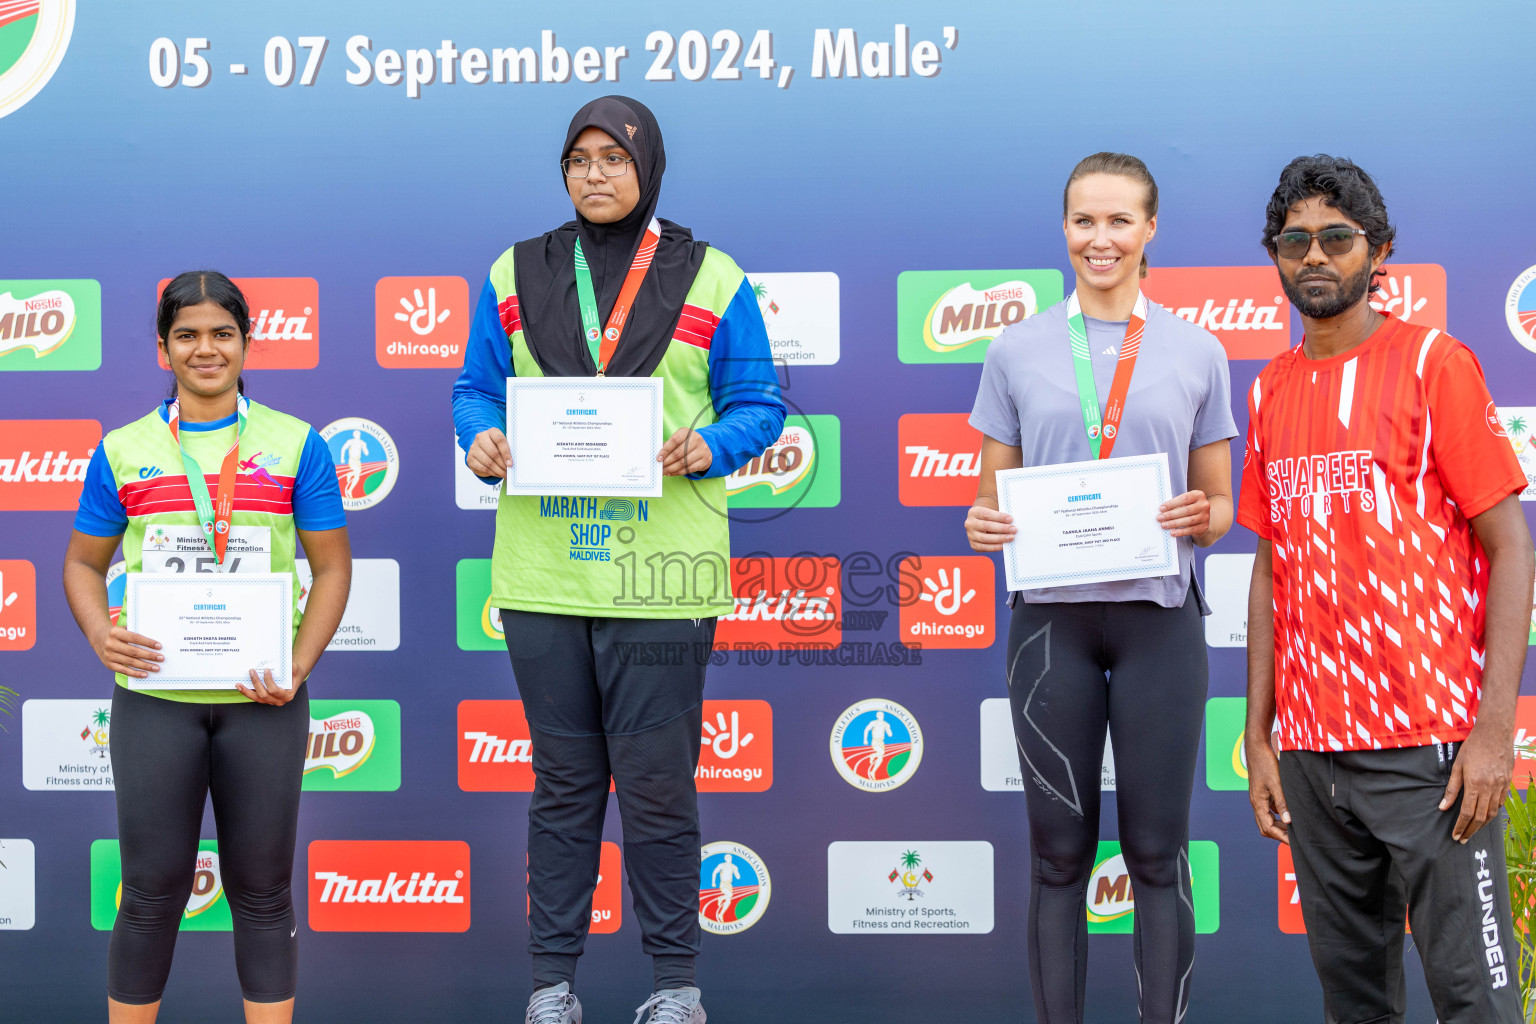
left=898, top=414, right=985, bottom=507
left=722, top=587, right=837, bottom=623
left=307, top=840, right=471, bottom=932
left=251, top=307, right=314, bottom=342
left=314, top=870, right=464, bottom=904
left=715, top=556, right=843, bottom=648
left=0, top=449, right=90, bottom=482
left=905, top=445, right=979, bottom=478
left=0, top=420, right=101, bottom=511
left=458, top=700, right=537, bottom=791
left=1141, top=266, right=1293, bottom=360
left=462, top=731, right=531, bottom=764
left=1169, top=298, right=1285, bottom=334
left=156, top=277, right=320, bottom=369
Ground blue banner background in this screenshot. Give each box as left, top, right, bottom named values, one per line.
left=3, top=2, right=1535, bottom=1020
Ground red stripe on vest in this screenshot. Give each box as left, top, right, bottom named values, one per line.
left=674, top=304, right=720, bottom=351
left=499, top=295, right=522, bottom=337
left=119, top=475, right=297, bottom=518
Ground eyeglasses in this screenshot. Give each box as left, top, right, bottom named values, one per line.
left=562, top=154, right=634, bottom=178
left=1271, top=227, right=1367, bottom=260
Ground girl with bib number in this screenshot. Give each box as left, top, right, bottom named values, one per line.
left=453, top=96, right=784, bottom=1024
left=965, top=154, right=1237, bottom=1023
left=62, top=271, right=351, bottom=1024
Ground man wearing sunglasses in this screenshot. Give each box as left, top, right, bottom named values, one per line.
left=1238, top=154, right=1533, bottom=1023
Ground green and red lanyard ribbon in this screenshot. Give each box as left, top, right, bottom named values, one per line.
left=572, top=217, right=662, bottom=375
left=1066, top=289, right=1147, bottom=459
left=166, top=395, right=248, bottom=566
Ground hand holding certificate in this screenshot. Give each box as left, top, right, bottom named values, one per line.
left=124, top=573, right=293, bottom=690
left=505, top=377, right=665, bottom=497
left=995, top=453, right=1178, bottom=591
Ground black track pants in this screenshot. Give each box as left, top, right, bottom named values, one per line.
left=1281, top=746, right=1523, bottom=1024
left=501, top=611, right=715, bottom=993
left=1005, top=591, right=1208, bottom=1024
left=107, top=683, right=309, bottom=1004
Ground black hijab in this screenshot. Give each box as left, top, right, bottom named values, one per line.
left=513, top=96, right=709, bottom=378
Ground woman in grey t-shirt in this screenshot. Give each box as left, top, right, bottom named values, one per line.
left=966, top=153, right=1237, bottom=1024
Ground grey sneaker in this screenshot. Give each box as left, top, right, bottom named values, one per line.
left=633, top=986, right=706, bottom=1024
left=526, top=982, right=582, bottom=1024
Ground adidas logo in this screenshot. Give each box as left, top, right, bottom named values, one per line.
left=625, top=123, right=637, bottom=139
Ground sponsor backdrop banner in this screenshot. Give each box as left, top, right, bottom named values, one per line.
left=1, top=2, right=1534, bottom=1020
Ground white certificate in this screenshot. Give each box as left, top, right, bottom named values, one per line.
left=505, top=377, right=664, bottom=497
left=123, top=573, right=293, bottom=690
left=997, top=452, right=1178, bottom=591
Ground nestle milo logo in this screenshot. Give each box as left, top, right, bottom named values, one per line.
left=302, top=700, right=401, bottom=792
left=726, top=414, right=842, bottom=510
left=0, top=281, right=101, bottom=370
left=897, top=270, right=1063, bottom=364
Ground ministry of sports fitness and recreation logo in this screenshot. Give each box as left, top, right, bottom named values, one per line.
left=0, top=838, right=36, bottom=931
left=897, top=269, right=1064, bottom=363
left=0, top=1, right=73, bottom=120
left=1507, top=265, right=1536, bottom=355
left=91, top=840, right=230, bottom=931
left=21, top=698, right=115, bottom=790
left=321, top=417, right=399, bottom=511
left=829, top=698, right=923, bottom=792
left=746, top=272, right=841, bottom=365
left=698, top=841, right=770, bottom=935
left=0, top=280, right=100, bottom=370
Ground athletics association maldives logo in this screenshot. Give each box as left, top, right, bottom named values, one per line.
left=1509, top=266, right=1536, bottom=355
left=830, top=698, right=924, bottom=792
left=321, top=417, right=399, bottom=511
left=0, top=1, right=73, bottom=121
left=699, top=841, right=770, bottom=935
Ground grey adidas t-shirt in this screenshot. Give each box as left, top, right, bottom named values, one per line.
left=969, top=299, right=1238, bottom=608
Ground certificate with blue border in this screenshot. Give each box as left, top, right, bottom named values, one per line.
left=123, top=572, right=293, bottom=689
left=506, top=377, right=664, bottom=497
left=997, top=452, right=1177, bottom=591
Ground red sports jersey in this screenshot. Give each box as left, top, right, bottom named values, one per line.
left=1237, top=312, right=1525, bottom=752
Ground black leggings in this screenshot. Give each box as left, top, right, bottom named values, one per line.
left=107, top=683, right=309, bottom=1004
left=1005, top=590, right=1207, bottom=1024
left=501, top=611, right=715, bottom=995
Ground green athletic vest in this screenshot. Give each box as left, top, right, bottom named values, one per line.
left=102, top=399, right=312, bottom=703
left=487, top=246, right=740, bottom=618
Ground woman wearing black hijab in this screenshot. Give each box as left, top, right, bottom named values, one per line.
left=453, top=96, right=785, bottom=1024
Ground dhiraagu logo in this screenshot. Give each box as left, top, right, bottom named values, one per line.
left=456, top=558, right=503, bottom=651
left=303, top=700, right=401, bottom=792
left=897, top=270, right=1063, bottom=363
left=726, top=414, right=840, bottom=509
left=1204, top=697, right=1249, bottom=791
left=91, top=839, right=231, bottom=931
left=0, top=280, right=100, bottom=370
left=1086, top=840, right=1220, bottom=934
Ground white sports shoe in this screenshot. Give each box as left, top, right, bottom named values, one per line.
left=633, top=986, right=706, bottom=1024
left=526, top=982, right=582, bottom=1024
